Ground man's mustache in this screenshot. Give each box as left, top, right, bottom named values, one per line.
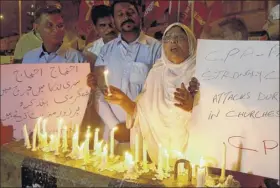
left=105, top=31, right=117, bottom=36
left=121, top=19, right=135, bottom=27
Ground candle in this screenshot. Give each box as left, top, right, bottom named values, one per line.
left=191, top=163, right=197, bottom=178
left=42, top=118, right=47, bottom=134
left=23, top=124, right=31, bottom=149
left=135, top=133, right=139, bottom=163
left=197, top=157, right=206, bottom=187
left=94, top=128, right=99, bottom=151
left=143, top=140, right=148, bottom=170
left=37, top=117, right=42, bottom=139
left=95, top=141, right=103, bottom=156
left=84, top=132, right=91, bottom=159
left=41, top=132, right=48, bottom=148
left=104, top=69, right=112, bottom=96
left=157, top=144, right=163, bottom=175
left=163, top=149, right=170, bottom=172
left=49, top=134, right=56, bottom=151
left=71, top=131, right=79, bottom=155
left=31, top=124, right=38, bottom=151
left=101, top=144, right=108, bottom=166
left=55, top=133, right=60, bottom=155
left=57, top=118, right=63, bottom=147
left=62, top=126, right=68, bottom=152
left=219, top=142, right=227, bottom=182
left=110, top=127, right=117, bottom=158
left=78, top=142, right=85, bottom=159
left=124, top=152, right=133, bottom=170
left=177, top=152, right=185, bottom=174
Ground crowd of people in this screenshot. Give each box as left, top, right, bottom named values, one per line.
left=11, top=0, right=280, bottom=163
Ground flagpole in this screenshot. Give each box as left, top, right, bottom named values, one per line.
left=19, top=0, right=22, bottom=37
left=177, top=0, right=181, bottom=22
left=191, top=0, right=194, bottom=32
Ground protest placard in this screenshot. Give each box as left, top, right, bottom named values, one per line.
left=187, top=40, right=279, bottom=179
left=0, top=63, right=91, bottom=140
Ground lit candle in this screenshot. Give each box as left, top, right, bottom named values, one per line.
left=31, top=124, right=37, bottom=151
left=96, top=140, right=103, bottom=156
left=57, top=118, right=63, bottom=147
left=78, top=142, right=85, bottom=159
left=124, top=152, right=133, bottom=170
left=143, top=140, right=148, bottom=170
left=62, top=126, right=68, bottom=152
left=94, top=128, right=99, bottom=151
left=49, top=134, right=56, bottom=151
left=55, top=133, right=60, bottom=155
left=104, top=69, right=112, bottom=96
left=191, top=163, right=197, bottom=178
left=41, top=132, right=48, bottom=148
left=163, top=149, right=170, bottom=172
left=101, top=144, right=108, bottom=166
left=219, top=142, right=227, bottom=183
left=110, top=127, right=117, bottom=158
left=135, top=133, right=139, bottom=163
left=37, top=117, right=42, bottom=140
left=197, top=157, right=206, bottom=187
left=42, top=118, right=47, bottom=134
left=84, top=131, right=91, bottom=160
left=177, top=152, right=185, bottom=174
left=157, top=144, right=163, bottom=175
left=23, top=124, right=31, bottom=149
left=71, top=131, right=79, bottom=155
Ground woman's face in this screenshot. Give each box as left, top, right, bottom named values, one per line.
left=163, top=26, right=190, bottom=64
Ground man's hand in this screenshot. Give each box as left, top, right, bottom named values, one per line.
left=114, top=123, right=130, bottom=143
left=188, top=77, right=200, bottom=97
left=86, top=72, right=97, bottom=90
left=174, top=83, right=194, bottom=112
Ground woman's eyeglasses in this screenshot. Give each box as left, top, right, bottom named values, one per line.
left=163, top=35, right=187, bottom=43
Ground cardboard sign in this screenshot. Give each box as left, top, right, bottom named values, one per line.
left=187, top=40, right=279, bottom=179
left=0, top=63, right=91, bottom=140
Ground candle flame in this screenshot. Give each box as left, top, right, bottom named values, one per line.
left=113, top=127, right=118, bottom=132
left=37, top=117, right=43, bottom=124
left=104, top=70, right=109, bottom=75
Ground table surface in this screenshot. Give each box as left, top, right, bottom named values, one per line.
left=1, top=140, right=268, bottom=187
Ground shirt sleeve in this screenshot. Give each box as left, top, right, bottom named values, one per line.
left=14, top=37, right=24, bottom=60
left=95, top=45, right=107, bottom=67
left=96, top=89, right=120, bottom=129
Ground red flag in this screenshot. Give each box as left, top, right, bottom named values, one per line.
left=144, top=1, right=170, bottom=28
left=179, top=1, right=224, bottom=38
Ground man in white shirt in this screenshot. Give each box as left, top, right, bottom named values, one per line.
left=83, top=5, right=118, bottom=69
left=87, top=0, right=161, bottom=142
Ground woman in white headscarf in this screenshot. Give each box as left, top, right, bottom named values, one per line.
left=105, top=23, right=199, bottom=163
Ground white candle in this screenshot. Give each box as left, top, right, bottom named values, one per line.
left=220, top=142, right=227, bottom=182
left=42, top=118, right=48, bottom=133
left=37, top=117, right=42, bottom=138
left=94, top=128, right=99, bottom=151
left=104, top=69, right=112, bottom=96
left=157, top=144, right=163, bottom=175
left=143, top=140, right=148, bottom=170
left=62, top=126, right=68, bottom=152
left=57, top=118, right=63, bottom=147
left=71, top=131, right=79, bottom=155
left=95, top=141, right=103, bottom=156
left=191, top=163, right=197, bottom=178
left=101, top=144, right=108, bottom=166
left=78, top=142, right=85, bottom=159
left=23, top=124, right=31, bottom=149
left=124, top=152, right=133, bottom=170
left=177, top=152, right=185, bottom=174
left=110, top=127, right=117, bottom=158
left=84, top=132, right=90, bottom=158
left=197, top=157, right=206, bottom=187
left=163, top=149, right=170, bottom=172
left=49, top=134, right=55, bottom=151
left=41, top=132, right=48, bottom=148
left=135, top=133, right=139, bottom=163
left=31, top=124, right=37, bottom=151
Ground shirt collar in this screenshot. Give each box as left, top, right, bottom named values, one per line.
left=116, top=31, right=147, bottom=45
left=39, top=43, right=66, bottom=58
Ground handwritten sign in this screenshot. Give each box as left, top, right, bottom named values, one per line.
left=187, top=40, right=279, bottom=179
left=0, top=63, right=91, bottom=140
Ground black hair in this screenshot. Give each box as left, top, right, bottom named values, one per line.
left=219, top=17, right=248, bottom=40
left=34, top=5, right=62, bottom=23
left=111, top=0, right=139, bottom=17
left=91, top=5, right=112, bottom=25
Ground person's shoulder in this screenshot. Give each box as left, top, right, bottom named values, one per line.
left=143, top=34, right=161, bottom=46
left=99, top=37, right=118, bottom=53
left=22, top=47, right=41, bottom=63
left=65, top=47, right=86, bottom=62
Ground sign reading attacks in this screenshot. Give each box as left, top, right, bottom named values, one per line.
left=188, top=40, right=279, bottom=179
left=0, top=63, right=91, bottom=140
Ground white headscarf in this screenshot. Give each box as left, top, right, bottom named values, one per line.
left=130, top=23, right=197, bottom=164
